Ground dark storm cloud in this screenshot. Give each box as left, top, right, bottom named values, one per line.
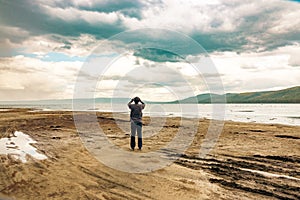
left=190, top=6, right=300, bottom=53
left=0, top=0, right=125, bottom=40
left=191, top=33, right=248, bottom=53
left=191, top=32, right=298, bottom=53
left=133, top=48, right=183, bottom=62
left=106, top=29, right=211, bottom=62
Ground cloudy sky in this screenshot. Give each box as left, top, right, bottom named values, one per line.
left=0, top=0, right=299, bottom=101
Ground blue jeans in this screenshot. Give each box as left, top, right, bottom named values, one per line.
left=130, top=121, right=142, bottom=149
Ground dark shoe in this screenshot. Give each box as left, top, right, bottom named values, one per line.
left=138, top=138, right=142, bottom=149
left=130, top=136, right=136, bottom=150
left=138, top=147, right=142, bottom=150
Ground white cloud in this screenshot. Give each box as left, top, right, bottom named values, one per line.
left=12, top=34, right=99, bottom=58
left=210, top=45, right=300, bottom=92
left=121, top=0, right=290, bottom=34
left=267, top=4, right=300, bottom=34
left=274, top=44, right=300, bottom=67
left=0, top=43, right=299, bottom=101
left=93, top=53, right=209, bottom=101
left=0, top=56, right=83, bottom=101
left=42, top=4, right=120, bottom=24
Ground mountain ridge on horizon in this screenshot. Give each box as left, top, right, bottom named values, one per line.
left=172, top=86, right=300, bottom=104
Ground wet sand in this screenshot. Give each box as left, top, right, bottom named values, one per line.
left=0, top=108, right=299, bottom=200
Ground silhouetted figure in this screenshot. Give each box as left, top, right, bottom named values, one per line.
left=128, top=97, right=145, bottom=150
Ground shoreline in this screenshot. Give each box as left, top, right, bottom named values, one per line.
left=0, top=106, right=299, bottom=127
left=0, top=109, right=299, bottom=199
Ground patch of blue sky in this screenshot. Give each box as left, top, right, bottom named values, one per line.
left=11, top=50, right=86, bottom=62
left=41, top=52, right=86, bottom=62
left=41, top=52, right=120, bottom=62
left=11, top=49, right=120, bottom=62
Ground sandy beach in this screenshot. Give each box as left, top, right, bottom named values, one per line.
left=0, top=108, right=299, bottom=200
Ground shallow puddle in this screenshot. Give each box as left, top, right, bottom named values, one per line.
left=0, top=131, right=47, bottom=163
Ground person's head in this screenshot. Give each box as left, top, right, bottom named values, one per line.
left=133, top=96, right=140, bottom=104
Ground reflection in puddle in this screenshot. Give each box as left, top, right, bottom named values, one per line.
left=0, top=131, right=47, bottom=163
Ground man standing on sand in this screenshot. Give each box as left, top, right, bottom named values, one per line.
left=128, top=97, right=145, bottom=151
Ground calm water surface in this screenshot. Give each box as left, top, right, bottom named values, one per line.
left=1, top=103, right=299, bottom=126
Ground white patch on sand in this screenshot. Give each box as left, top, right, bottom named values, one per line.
left=0, top=131, right=47, bottom=163
left=240, top=168, right=300, bottom=181
left=0, top=109, right=11, bottom=112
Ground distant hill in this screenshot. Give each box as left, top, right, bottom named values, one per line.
left=175, top=86, right=300, bottom=104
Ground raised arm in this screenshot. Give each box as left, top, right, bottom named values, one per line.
left=128, top=99, right=133, bottom=107
left=140, top=99, right=145, bottom=109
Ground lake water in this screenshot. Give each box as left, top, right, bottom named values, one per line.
left=1, top=103, right=299, bottom=126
